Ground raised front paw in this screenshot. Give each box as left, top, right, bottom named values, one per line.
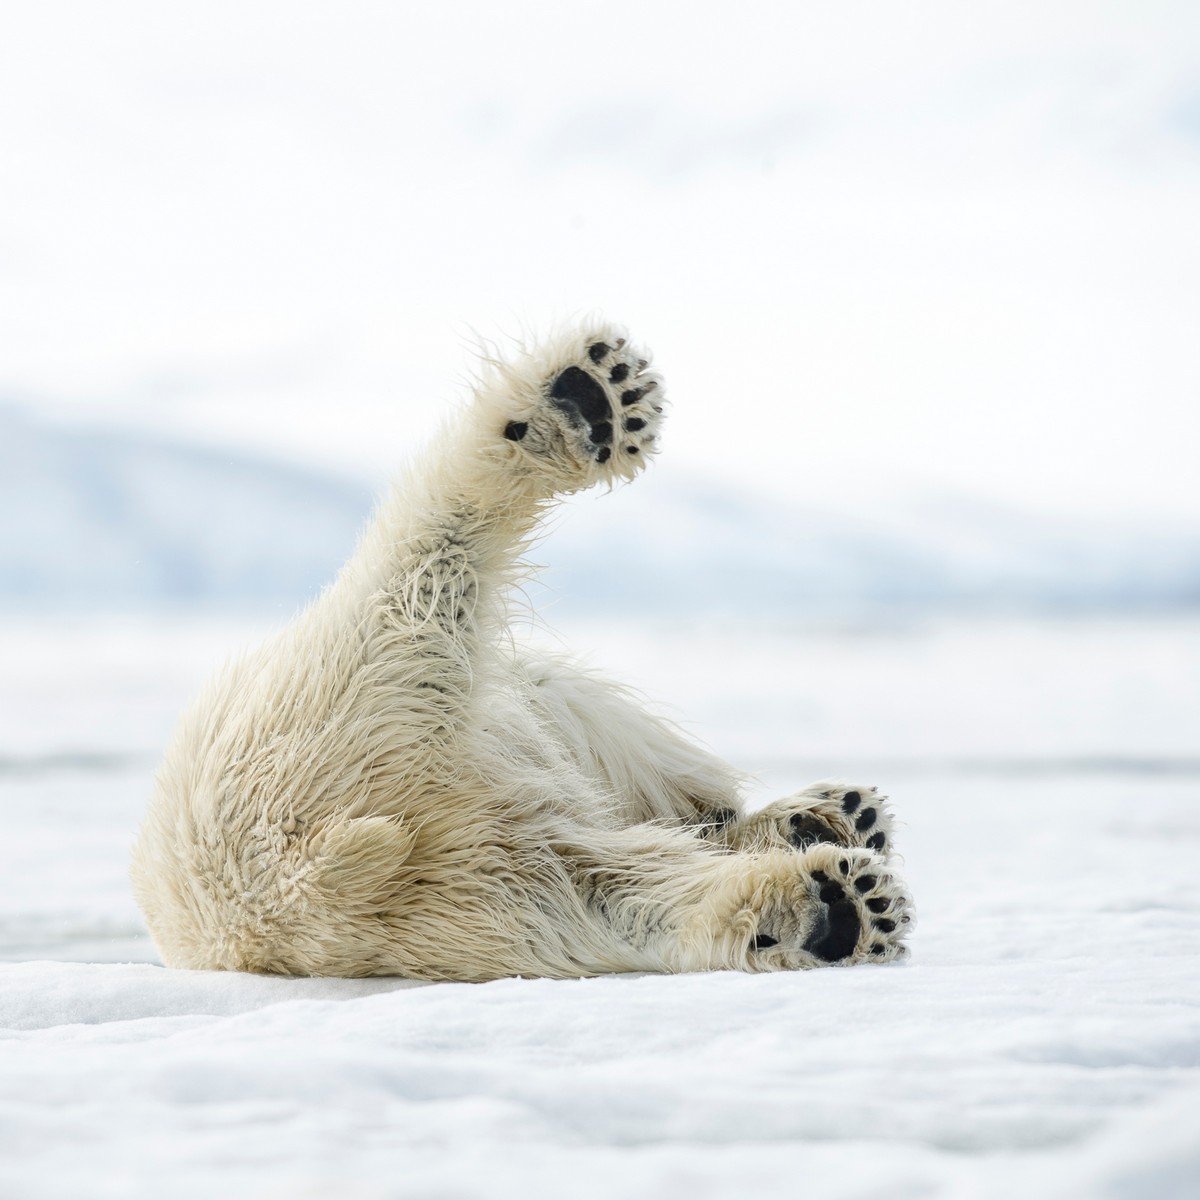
left=751, top=845, right=912, bottom=968
left=500, top=325, right=664, bottom=483
left=729, top=782, right=897, bottom=859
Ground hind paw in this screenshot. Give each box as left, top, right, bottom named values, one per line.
left=499, top=325, right=664, bottom=485
left=750, top=845, right=912, bottom=968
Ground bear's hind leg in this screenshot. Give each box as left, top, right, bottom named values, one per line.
left=333, top=322, right=665, bottom=761
left=556, top=827, right=912, bottom=973
left=518, top=649, right=746, bottom=831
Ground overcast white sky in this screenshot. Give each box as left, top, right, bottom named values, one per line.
left=2, top=1, right=1198, bottom=522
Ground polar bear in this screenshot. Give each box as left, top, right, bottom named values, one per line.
left=131, top=321, right=912, bottom=980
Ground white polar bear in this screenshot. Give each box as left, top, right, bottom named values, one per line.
left=131, top=322, right=912, bottom=980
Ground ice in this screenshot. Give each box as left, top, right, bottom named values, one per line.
left=1, top=616, right=1198, bottom=1199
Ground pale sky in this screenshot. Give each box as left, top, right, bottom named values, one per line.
left=2, top=0, right=1198, bottom=522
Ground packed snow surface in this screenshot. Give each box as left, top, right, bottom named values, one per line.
left=2, top=616, right=1198, bottom=1199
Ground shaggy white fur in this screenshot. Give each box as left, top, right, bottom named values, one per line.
left=131, top=322, right=913, bottom=979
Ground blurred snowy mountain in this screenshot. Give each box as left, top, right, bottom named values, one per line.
left=0, top=406, right=373, bottom=612
left=542, top=477, right=1200, bottom=618
left=3, top=405, right=1198, bottom=617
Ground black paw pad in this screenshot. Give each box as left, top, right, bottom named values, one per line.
left=804, top=896, right=861, bottom=963
left=873, top=918, right=897, bottom=933
left=620, top=385, right=654, bottom=406
left=609, top=362, right=630, bottom=384
left=551, top=366, right=611, bottom=425
left=865, top=897, right=890, bottom=914
left=870, top=943, right=887, bottom=956
left=623, top=417, right=646, bottom=432
left=587, top=342, right=610, bottom=363
left=855, top=807, right=877, bottom=832
left=589, top=421, right=613, bottom=446
left=752, top=933, right=779, bottom=950
left=595, top=446, right=611, bottom=464
left=841, top=790, right=862, bottom=813
left=504, top=421, right=528, bottom=441
left=853, top=874, right=877, bottom=894
left=789, top=812, right=840, bottom=850
left=865, top=832, right=886, bottom=853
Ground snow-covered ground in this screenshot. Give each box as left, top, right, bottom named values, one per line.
left=2, top=615, right=1197, bottom=1199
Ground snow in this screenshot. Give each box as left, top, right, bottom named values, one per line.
left=2, top=616, right=1198, bottom=1198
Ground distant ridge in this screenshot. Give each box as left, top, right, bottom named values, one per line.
left=2, top=406, right=1198, bottom=617
left=0, top=405, right=373, bottom=612
left=538, top=476, right=1200, bottom=619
